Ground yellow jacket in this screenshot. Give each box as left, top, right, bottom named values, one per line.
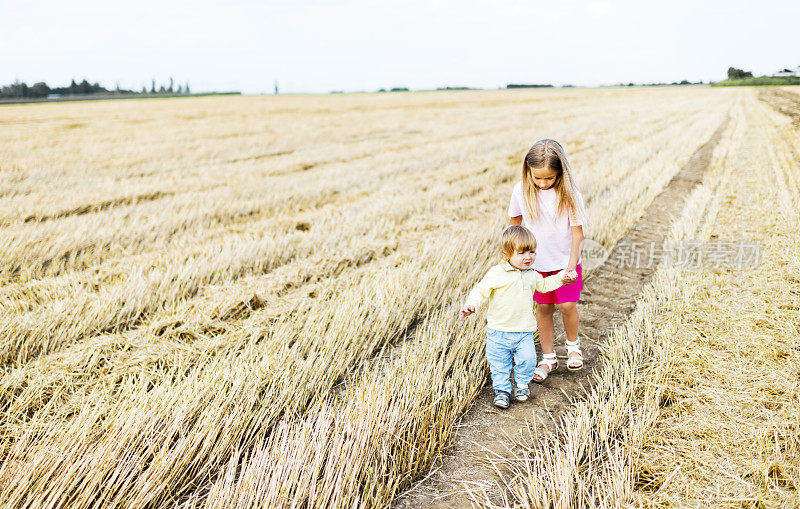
left=465, top=262, right=564, bottom=332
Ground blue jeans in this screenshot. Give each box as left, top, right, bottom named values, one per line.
left=485, top=328, right=537, bottom=393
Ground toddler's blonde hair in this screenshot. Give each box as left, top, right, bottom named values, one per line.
left=501, top=226, right=537, bottom=260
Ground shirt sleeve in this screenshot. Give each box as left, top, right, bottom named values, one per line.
left=568, top=189, right=588, bottom=227
left=508, top=182, right=523, bottom=218
left=465, top=267, right=501, bottom=309
left=534, top=272, right=565, bottom=294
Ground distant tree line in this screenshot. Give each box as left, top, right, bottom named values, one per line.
left=1, top=78, right=191, bottom=99
left=619, top=79, right=702, bottom=87
left=713, top=66, right=800, bottom=86
left=727, top=67, right=753, bottom=80
left=506, top=83, right=553, bottom=89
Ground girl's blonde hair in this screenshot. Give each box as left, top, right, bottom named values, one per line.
left=500, top=225, right=537, bottom=260
left=522, top=139, right=586, bottom=224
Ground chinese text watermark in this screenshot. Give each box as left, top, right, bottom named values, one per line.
left=583, top=240, right=762, bottom=271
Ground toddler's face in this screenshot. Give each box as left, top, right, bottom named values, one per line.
left=530, top=166, right=558, bottom=190
left=509, top=249, right=535, bottom=270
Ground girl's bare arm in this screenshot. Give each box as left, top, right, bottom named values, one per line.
left=567, top=225, right=584, bottom=270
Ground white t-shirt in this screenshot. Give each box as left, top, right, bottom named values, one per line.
left=508, top=182, right=587, bottom=272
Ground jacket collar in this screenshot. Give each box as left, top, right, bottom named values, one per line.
left=502, top=261, right=519, bottom=272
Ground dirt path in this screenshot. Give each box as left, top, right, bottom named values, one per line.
left=394, top=114, right=732, bottom=508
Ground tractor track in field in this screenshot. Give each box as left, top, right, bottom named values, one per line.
left=394, top=113, right=731, bottom=508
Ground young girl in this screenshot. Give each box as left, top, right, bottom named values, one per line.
left=508, top=139, right=587, bottom=382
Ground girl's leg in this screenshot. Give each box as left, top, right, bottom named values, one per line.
left=512, top=332, right=537, bottom=386
left=485, top=330, right=513, bottom=394
left=534, top=303, right=556, bottom=379
left=559, top=301, right=579, bottom=341
left=559, top=301, right=581, bottom=364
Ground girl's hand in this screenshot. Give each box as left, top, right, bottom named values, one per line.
left=564, top=266, right=579, bottom=282
left=560, top=270, right=577, bottom=284
left=459, top=305, right=475, bottom=321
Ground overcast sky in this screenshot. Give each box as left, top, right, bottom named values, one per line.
left=2, top=0, right=799, bottom=94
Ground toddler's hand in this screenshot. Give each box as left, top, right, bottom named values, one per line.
left=459, top=305, right=475, bottom=321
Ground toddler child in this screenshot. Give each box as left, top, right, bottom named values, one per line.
left=460, top=226, right=575, bottom=408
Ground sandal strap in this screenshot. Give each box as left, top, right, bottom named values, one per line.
left=533, top=352, right=559, bottom=381
left=565, top=339, right=582, bottom=355
left=537, top=353, right=558, bottom=368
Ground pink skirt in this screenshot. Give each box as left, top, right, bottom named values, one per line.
left=533, top=264, right=583, bottom=304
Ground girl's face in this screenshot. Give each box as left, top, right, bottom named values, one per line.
left=530, top=166, right=559, bottom=190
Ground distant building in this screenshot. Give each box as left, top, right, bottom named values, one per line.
left=772, top=66, right=800, bottom=77
left=47, top=93, right=61, bottom=99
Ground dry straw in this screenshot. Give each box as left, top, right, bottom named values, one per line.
left=0, top=86, right=744, bottom=506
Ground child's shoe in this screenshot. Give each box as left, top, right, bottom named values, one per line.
left=513, top=384, right=530, bottom=402
left=565, top=338, right=584, bottom=370
left=493, top=390, right=511, bottom=409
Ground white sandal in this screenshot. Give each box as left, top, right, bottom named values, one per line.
left=565, top=339, right=583, bottom=370
left=533, top=353, right=558, bottom=382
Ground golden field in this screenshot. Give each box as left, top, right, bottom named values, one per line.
left=0, top=86, right=796, bottom=507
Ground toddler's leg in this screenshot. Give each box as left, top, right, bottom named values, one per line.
left=513, top=332, right=538, bottom=387
left=485, top=329, right=513, bottom=394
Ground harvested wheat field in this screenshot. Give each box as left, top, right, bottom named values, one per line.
left=0, top=86, right=797, bottom=507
